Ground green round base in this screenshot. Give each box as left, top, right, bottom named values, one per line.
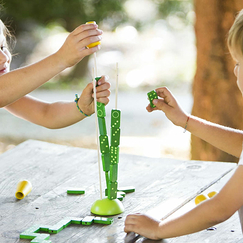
left=91, top=198, right=124, bottom=216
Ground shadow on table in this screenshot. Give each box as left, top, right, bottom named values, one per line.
left=124, top=232, right=169, bottom=243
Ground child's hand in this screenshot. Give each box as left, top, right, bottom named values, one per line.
left=78, top=75, right=110, bottom=116
left=124, top=213, right=162, bottom=240
left=56, top=23, right=103, bottom=68
left=146, top=87, right=188, bottom=127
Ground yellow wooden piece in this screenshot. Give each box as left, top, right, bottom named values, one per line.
left=208, top=191, right=217, bottom=198
left=195, top=194, right=208, bottom=205
left=15, top=180, right=32, bottom=199
left=85, top=21, right=101, bottom=48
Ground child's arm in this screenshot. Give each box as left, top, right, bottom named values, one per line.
left=0, top=23, right=102, bottom=107
left=5, top=76, right=110, bottom=129
left=124, top=166, right=243, bottom=239
left=147, top=87, right=243, bottom=157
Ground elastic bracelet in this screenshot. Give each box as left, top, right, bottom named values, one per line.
left=74, top=94, right=91, bottom=117
left=183, top=115, right=190, bottom=133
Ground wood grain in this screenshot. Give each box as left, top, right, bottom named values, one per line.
left=0, top=140, right=239, bottom=242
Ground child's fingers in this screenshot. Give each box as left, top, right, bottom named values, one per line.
left=155, top=87, right=172, bottom=98
left=96, top=89, right=110, bottom=98
left=74, top=28, right=103, bottom=43
left=96, top=82, right=111, bottom=93
left=152, top=99, right=170, bottom=112
left=72, top=23, right=99, bottom=35
left=97, top=75, right=109, bottom=86
left=97, top=97, right=109, bottom=105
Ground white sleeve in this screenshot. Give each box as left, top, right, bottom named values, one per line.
left=239, top=150, right=243, bottom=165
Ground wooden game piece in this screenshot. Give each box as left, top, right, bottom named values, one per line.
left=108, top=181, right=118, bottom=200
left=118, top=186, right=135, bottom=193
left=67, top=189, right=85, bottom=195
left=98, top=117, right=107, bottom=135
left=20, top=225, right=40, bottom=240
left=93, top=69, right=103, bottom=200
left=20, top=215, right=113, bottom=243
left=110, top=127, right=120, bottom=147
left=208, top=191, right=217, bottom=198
left=111, top=109, right=121, bottom=128
left=195, top=194, right=208, bottom=205
left=110, top=146, right=119, bottom=164
left=39, top=225, right=52, bottom=232
left=110, top=164, right=118, bottom=182
left=147, top=90, right=158, bottom=108
left=82, top=216, right=95, bottom=225
left=31, top=234, right=51, bottom=243
left=97, top=102, right=106, bottom=118
left=101, top=153, right=110, bottom=172
left=70, top=217, right=83, bottom=225
left=99, top=135, right=110, bottom=154
left=93, top=217, right=114, bottom=225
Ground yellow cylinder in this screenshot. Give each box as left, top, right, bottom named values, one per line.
left=195, top=194, right=208, bottom=205
left=15, top=180, right=32, bottom=200
left=85, top=21, right=101, bottom=48
left=208, top=191, right=217, bottom=198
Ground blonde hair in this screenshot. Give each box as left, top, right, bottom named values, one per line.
left=0, top=19, right=14, bottom=51
left=228, top=10, right=243, bottom=55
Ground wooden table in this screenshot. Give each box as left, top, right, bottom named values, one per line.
left=0, top=140, right=241, bottom=243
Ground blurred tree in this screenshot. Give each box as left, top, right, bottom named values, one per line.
left=152, top=0, right=193, bottom=25
left=191, top=0, right=243, bottom=162
left=0, top=0, right=127, bottom=81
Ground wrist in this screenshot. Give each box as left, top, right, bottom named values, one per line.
left=52, top=51, right=69, bottom=71
left=183, top=115, right=190, bottom=133
left=75, top=94, right=92, bottom=117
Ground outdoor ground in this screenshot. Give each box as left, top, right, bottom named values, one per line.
left=0, top=85, right=192, bottom=160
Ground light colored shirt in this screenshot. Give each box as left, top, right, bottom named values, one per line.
left=239, top=151, right=243, bottom=166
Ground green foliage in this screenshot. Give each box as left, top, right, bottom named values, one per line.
left=152, top=0, right=193, bottom=25
left=0, top=0, right=128, bottom=31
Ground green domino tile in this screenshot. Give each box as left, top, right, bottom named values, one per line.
left=94, top=217, right=114, bottom=225
left=30, top=234, right=50, bottom=243
left=108, top=181, right=118, bottom=200
left=117, top=195, right=124, bottom=201
left=99, top=135, right=109, bottom=154
left=39, top=225, right=52, bottom=232
left=67, top=189, right=85, bottom=195
left=20, top=232, right=39, bottom=240
left=57, top=219, right=72, bottom=228
left=110, top=127, right=120, bottom=147
left=110, top=146, right=119, bottom=164
left=98, top=117, right=107, bottom=135
left=111, top=109, right=121, bottom=128
left=147, top=90, right=158, bottom=108
left=20, top=225, right=41, bottom=239
left=101, top=153, right=110, bottom=172
left=117, top=191, right=126, bottom=198
left=118, top=186, right=135, bottom=193
left=48, top=225, right=63, bottom=234
left=110, top=164, right=118, bottom=182
left=70, top=218, right=83, bottom=225
left=95, top=76, right=101, bottom=87
left=97, top=102, right=106, bottom=118
left=82, top=216, right=95, bottom=225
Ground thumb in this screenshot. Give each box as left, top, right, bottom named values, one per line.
left=153, top=99, right=170, bottom=113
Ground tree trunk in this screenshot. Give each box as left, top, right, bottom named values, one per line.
left=192, top=0, right=243, bottom=162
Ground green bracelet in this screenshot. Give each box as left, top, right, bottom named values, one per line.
left=75, top=94, right=91, bottom=117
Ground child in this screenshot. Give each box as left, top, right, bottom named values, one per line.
left=0, top=20, right=110, bottom=128
left=124, top=10, right=243, bottom=240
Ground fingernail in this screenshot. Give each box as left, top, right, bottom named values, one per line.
left=153, top=99, right=158, bottom=104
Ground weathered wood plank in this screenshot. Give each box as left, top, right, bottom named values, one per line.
left=160, top=168, right=242, bottom=243
left=0, top=140, right=238, bottom=243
